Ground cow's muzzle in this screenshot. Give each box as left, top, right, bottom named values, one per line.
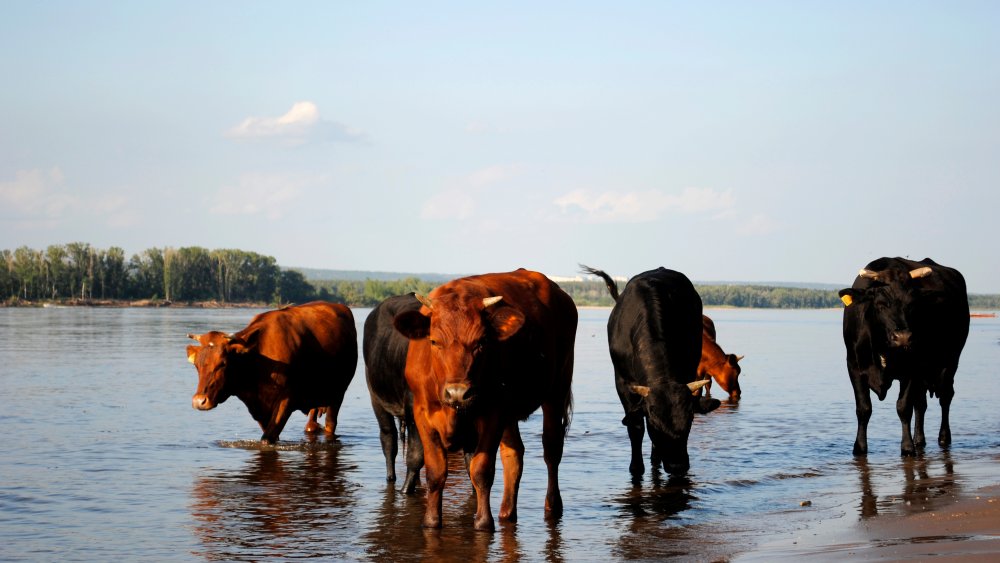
left=192, top=394, right=215, bottom=411
left=442, top=383, right=474, bottom=409
left=889, top=330, right=912, bottom=348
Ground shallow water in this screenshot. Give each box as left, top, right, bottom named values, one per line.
left=0, top=307, right=997, bottom=561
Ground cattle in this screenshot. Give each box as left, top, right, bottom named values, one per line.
left=393, top=269, right=577, bottom=531
left=582, top=266, right=720, bottom=476
left=698, top=315, right=744, bottom=401
left=186, top=301, right=358, bottom=445
left=838, top=257, right=969, bottom=457
left=364, top=293, right=423, bottom=493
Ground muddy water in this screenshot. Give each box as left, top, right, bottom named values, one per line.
left=1, top=307, right=997, bottom=561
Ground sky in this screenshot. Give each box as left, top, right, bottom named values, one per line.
left=2, top=2, right=998, bottom=293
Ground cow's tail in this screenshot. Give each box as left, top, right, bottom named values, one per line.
left=579, top=264, right=620, bottom=303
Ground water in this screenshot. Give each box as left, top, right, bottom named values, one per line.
left=1, top=307, right=997, bottom=561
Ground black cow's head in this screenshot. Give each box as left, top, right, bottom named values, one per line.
left=394, top=292, right=524, bottom=410
left=630, top=380, right=720, bottom=473
left=838, top=266, right=934, bottom=350
left=186, top=331, right=254, bottom=410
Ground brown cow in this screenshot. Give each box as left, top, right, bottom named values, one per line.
left=697, top=315, right=744, bottom=401
left=186, top=301, right=358, bottom=444
left=393, top=269, right=577, bottom=531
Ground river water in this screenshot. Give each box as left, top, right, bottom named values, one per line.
left=1, top=306, right=997, bottom=561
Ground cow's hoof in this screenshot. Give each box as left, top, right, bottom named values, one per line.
left=629, top=461, right=644, bottom=476
left=422, top=514, right=442, bottom=529
left=474, top=514, right=495, bottom=532
left=852, top=444, right=867, bottom=457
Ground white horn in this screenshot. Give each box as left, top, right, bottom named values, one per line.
left=859, top=269, right=879, bottom=279
left=415, top=293, right=434, bottom=310
left=735, top=355, right=745, bottom=363
left=687, top=380, right=710, bottom=394
left=909, top=266, right=933, bottom=279
left=482, top=296, right=503, bottom=307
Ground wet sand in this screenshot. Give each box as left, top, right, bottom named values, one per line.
left=739, top=482, right=1000, bottom=561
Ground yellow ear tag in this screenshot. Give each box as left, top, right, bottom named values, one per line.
left=188, top=352, right=197, bottom=364
left=841, top=295, right=853, bottom=307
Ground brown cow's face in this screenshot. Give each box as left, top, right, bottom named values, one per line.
left=394, top=294, right=524, bottom=410
left=187, top=331, right=243, bottom=410
left=715, top=355, right=742, bottom=399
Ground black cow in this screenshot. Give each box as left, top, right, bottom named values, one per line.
left=838, top=257, right=969, bottom=457
left=364, top=293, right=423, bottom=493
left=583, top=266, right=720, bottom=476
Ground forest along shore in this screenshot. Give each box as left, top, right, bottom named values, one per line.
left=1, top=299, right=272, bottom=308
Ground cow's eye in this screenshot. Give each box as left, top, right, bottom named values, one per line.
left=429, top=338, right=441, bottom=348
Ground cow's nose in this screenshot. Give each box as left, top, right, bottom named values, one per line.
left=890, top=330, right=912, bottom=348
left=192, top=394, right=213, bottom=410
left=442, top=383, right=472, bottom=408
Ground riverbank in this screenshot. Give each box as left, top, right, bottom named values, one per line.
left=739, top=479, right=1000, bottom=561
left=1, top=298, right=270, bottom=308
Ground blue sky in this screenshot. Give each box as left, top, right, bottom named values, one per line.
left=2, top=2, right=998, bottom=292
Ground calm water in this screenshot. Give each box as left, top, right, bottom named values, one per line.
left=1, top=307, right=998, bottom=561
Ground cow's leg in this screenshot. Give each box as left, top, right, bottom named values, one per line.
left=323, top=391, right=346, bottom=435
left=896, top=378, right=917, bottom=457
left=851, top=375, right=873, bottom=457
left=937, top=379, right=955, bottom=448
left=469, top=418, right=502, bottom=532
left=402, top=415, right=423, bottom=494
left=261, top=397, right=293, bottom=445
left=912, top=389, right=928, bottom=449
left=304, top=408, right=322, bottom=433
left=419, top=429, right=448, bottom=529
left=498, top=423, right=524, bottom=523
left=372, top=401, right=399, bottom=482
left=541, top=401, right=568, bottom=519
left=623, top=411, right=646, bottom=475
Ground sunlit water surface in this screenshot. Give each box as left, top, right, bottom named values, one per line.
left=1, top=307, right=997, bottom=561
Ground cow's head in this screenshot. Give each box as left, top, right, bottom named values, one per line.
left=716, top=354, right=744, bottom=400
left=839, top=266, right=933, bottom=350
left=630, top=380, right=720, bottom=474
left=186, top=331, right=253, bottom=410
left=393, top=292, right=524, bottom=410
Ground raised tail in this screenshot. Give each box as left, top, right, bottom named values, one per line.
left=579, top=264, right=620, bottom=303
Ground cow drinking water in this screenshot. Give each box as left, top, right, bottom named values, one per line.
left=582, top=266, right=720, bottom=476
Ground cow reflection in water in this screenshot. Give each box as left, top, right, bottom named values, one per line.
left=612, top=474, right=699, bottom=561
left=853, top=451, right=957, bottom=519
left=190, top=443, right=355, bottom=561
left=361, top=450, right=566, bottom=563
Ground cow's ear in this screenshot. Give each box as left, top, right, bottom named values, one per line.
left=488, top=306, right=525, bottom=341
left=186, top=345, right=199, bottom=364
left=394, top=310, right=430, bottom=339
left=694, top=395, right=721, bottom=414
left=838, top=288, right=865, bottom=307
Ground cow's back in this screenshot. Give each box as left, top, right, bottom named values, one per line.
left=609, top=268, right=703, bottom=386
left=364, top=294, right=419, bottom=412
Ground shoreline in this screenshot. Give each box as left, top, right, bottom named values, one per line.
left=739, top=480, right=1000, bottom=561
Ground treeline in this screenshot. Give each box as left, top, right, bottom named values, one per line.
left=558, top=281, right=844, bottom=308
left=0, top=243, right=316, bottom=305
left=4, top=244, right=998, bottom=309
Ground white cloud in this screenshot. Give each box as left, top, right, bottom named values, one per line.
left=211, top=173, right=320, bottom=220
left=552, top=187, right=735, bottom=223
left=420, top=165, right=521, bottom=220
left=225, top=101, right=363, bottom=144
left=0, top=168, right=74, bottom=217
left=737, top=213, right=780, bottom=235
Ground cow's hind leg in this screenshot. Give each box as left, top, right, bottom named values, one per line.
left=912, top=390, right=928, bottom=449
left=541, top=400, right=569, bottom=519
left=624, top=412, right=646, bottom=475
left=498, top=423, right=524, bottom=523
left=323, top=391, right=346, bottom=435
left=852, top=376, right=873, bottom=457
left=304, top=408, right=324, bottom=433
left=372, top=402, right=399, bottom=482
left=402, top=415, right=423, bottom=494
left=937, top=379, right=955, bottom=448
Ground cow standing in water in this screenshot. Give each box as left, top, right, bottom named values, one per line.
left=698, top=315, right=744, bottom=401
left=186, top=301, right=358, bottom=445
left=838, top=257, right=969, bottom=456
left=393, top=269, right=577, bottom=531
left=364, top=293, right=423, bottom=493
left=582, top=266, right=720, bottom=476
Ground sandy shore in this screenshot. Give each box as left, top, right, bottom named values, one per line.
left=739, top=483, right=1000, bottom=561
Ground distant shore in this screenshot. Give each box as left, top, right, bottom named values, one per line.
left=1, top=298, right=271, bottom=309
